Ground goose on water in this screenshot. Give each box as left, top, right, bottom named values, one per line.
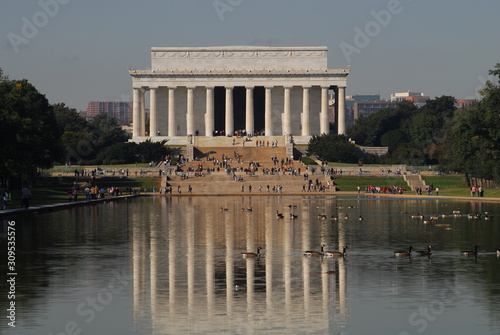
left=416, top=245, right=432, bottom=256
left=242, top=247, right=262, bottom=258
left=324, top=246, right=348, bottom=257
left=461, top=245, right=479, bottom=257
left=304, top=244, right=325, bottom=257
left=394, top=246, right=413, bottom=257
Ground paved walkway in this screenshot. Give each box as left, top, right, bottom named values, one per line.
left=0, top=194, right=140, bottom=219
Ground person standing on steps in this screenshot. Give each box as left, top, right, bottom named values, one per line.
left=21, top=185, right=32, bottom=209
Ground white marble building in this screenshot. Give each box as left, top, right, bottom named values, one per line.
left=129, top=46, right=349, bottom=143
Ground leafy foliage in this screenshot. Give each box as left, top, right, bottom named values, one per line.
left=307, top=134, right=358, bottom=163
left=440, top=65, right=500, bottom=185
left=0, top=78, right=63, bottom=185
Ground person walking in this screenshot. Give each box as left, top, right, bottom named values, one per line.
left=21, top=185, right=31, bottom=209
left=2, top=190, right=8, bottom=209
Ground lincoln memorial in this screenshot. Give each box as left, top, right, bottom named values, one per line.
left=129, top=46, right=349, bottom=143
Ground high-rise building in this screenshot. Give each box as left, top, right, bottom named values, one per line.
left=86, top=101, right=132, bottom=125
left=390, top=91, right=426, bottom=102
left=354, top=101, right=397, bottom=119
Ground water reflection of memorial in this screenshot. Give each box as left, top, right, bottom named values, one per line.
left=131, top=197, right=349, bottom=333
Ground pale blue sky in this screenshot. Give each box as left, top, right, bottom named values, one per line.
left=2, top=0, right=499, bottom=111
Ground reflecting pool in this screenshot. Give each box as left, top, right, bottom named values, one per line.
left=1, top=195, right=500, bottom=334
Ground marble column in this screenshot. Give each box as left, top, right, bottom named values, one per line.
left=132, top=88, right=141, bottom=137
left=140, top=88, right=146, bottom=136
left=205, top=87, right=214, bottom=137
left=225, top=87, right=234, bottom=136
left=265, top=86, right=273, bottom=136
left=320, top=86, right=329, bottom=135
left=283, top=86, right=292, bottom=136
left=302, top=86, right=310, bottom=136
left=168, top=88, right=176, bottom=136
left=186, top=87, right=195, bottom=135
left=245, top=87, right=254, bottom=136
left=149, top=87, right=158, bottom=136
left=337, top=86, right=346, bottom=135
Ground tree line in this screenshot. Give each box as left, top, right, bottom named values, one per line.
left=0, top=68, right=171, bottom=187
left=308, top=64, right=500, bottom=186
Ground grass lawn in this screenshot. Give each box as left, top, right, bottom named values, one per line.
left=424, top=175, right=500, bottom=197
left=5, top=176, right=161, bottom=208
left=332, top=174, right=500, bottom=198
left=333, top=176, right=408, bottom=192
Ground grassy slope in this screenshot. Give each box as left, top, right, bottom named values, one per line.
left=333, top=176, right=407, bottom=192
left=5, top=176, right=161, bottom=207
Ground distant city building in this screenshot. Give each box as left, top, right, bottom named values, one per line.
left=455, top=99, right=475, bottom=109
left=354, top=101, right=397, bottom=119
left=346, top=94, right=381, bottom=106
left=405, top=95, right=430, bottom=107
left=390, top=91, right=426, bottom=102
left=86, top=101, right=133, bottom=125
left=330, top=94, right=382, bottom=128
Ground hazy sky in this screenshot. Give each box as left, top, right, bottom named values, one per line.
left=2, top=0, right=500, bottom=111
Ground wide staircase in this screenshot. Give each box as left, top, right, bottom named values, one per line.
left=403, top=174, right=428, bottom=191
left=161, top=136, right=328, bottom=194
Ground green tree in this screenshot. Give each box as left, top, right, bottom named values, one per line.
left=53, top=103, right=91, bottom=163
left=307, top=134, right=358, bottom=163
left=97, top=142, right=138, bottom=165
left=347, top=100, right=416, bottom=147
left=0, top=77, right=62, bottom=185
left=137, top=139, right=170, bottom=163
left=69, top=113, right=130, bottom=164
left=441, top=65, right=500, bottom=185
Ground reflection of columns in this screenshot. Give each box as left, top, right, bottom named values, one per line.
left=302, top=87, right=310, bottom=136
left=244, top=210, right=255, bottom=317
left=320, top=86, right=329, bottom=134
left=140, top=88, right=146, bottom=136
left=206, top=209, right=215, bottom=315
left=284, top=220, right=292, bottom=319
left=283, top=86, right=291, bottom=135
left=225, top=214, right=234, bottom=315
left=205, top=87, right=214, bottom=137
left=265, top=207, right=274, bottom=310
left=132, top=88, right=141, bottom=137
left=338, top=220, right=347, bottom=315
left=150, top=88, right=157, bottom=136
left=246, top=258, right=255, bottom=316
left=245, top=87, right=254, bottom=135
left=265, top=87, right=273, bottom=136
left=168, top=217, right=176, bottom=317
left=225, top=87, right=234, bottom=135
left=321, top=261, right=329, bottom=319
left=337, top=86, right=346, bottom=135
left=132, top=214, right=141, bottom=317
left=150, top=218, right=157, bottom=321
left=168, top=88, right=176, bottom=136
left=303, top=255, right=311, bottom=318
left=186, top=87, right=195, bottom=135
left=186, top=201, right=195, bottom=315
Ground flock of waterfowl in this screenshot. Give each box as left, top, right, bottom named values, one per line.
left=410, top=209, right=494, bottom=224
left=242, top=244, right=499, bottom=259
left=237, top=205, right=499, bottom=259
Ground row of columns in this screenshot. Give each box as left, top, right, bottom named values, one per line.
left=133, top=85, right=346, bottom=138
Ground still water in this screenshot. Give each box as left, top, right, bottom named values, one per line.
left=1, top=195, right=500, bottom=335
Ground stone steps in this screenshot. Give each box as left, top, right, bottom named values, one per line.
left=164, top=173, right=332, bottom=195
left=404, top=174, right=428, bottom=190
